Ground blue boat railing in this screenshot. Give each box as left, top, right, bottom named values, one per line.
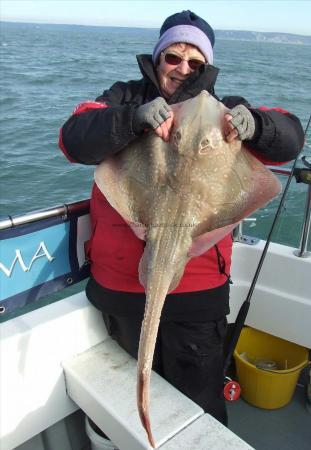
left=0, top=199, right=90, bottom=230
left=0, top=167, right=310, bottom=319
left=0, top=199, right=91, bottom=318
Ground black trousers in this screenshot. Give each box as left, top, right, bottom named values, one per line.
left=103, top=313, right=228, bottom=426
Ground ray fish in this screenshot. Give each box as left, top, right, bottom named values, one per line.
left=95, top=91, right=281, bottom=447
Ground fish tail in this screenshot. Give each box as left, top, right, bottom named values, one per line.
left=138, top=371, right=156, bottom=447
left=136, top=275, right=170, bottom=448
left=136, top=235, right=186, bottom=447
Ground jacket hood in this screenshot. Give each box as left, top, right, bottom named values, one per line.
left=136, top=54, right=219, bottom=104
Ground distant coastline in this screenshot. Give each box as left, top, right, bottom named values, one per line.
left=1, top=21, right=311, bottom=45
left=215, top=30, right=311, bottom=46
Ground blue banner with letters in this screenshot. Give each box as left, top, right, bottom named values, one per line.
left=0, top=206, right=91, bottom=318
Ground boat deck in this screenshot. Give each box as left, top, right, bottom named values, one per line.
left=73, top=383, right=311, bottom=450
left=227, top=379, right=311, bottom=450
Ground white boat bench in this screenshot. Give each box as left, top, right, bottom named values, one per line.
left=62, top=338, right=254, bottom=450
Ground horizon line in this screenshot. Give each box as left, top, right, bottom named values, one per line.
left=1, top=19, right=310, bottom=38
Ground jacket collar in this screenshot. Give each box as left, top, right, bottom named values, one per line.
left=136, top=54, right=219, bottom=104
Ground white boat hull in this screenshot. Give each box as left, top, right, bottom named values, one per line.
left=1, top=240, right=310, bottom=449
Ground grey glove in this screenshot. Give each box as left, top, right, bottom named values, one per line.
left=230, top=104, right=256, bottom=141
left=133, top=97, right=172, bottom=134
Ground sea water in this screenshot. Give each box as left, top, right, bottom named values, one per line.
left=0, top=22, right=310, bottom=249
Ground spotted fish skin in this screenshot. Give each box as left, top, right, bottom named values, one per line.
left=94, top=91, right=281, bottom=447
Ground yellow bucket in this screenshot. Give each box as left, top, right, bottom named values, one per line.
left=234, top=327, right=309, bottom=409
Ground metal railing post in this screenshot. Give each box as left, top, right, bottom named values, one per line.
left=294, top=183, right=311, bottom=258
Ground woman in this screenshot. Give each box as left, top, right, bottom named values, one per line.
left=59, top=10, right=304, bottom=425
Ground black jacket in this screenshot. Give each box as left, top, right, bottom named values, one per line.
left=61, top=55, right=304, bottom=165
left=60, top=55, right=305, bottom=322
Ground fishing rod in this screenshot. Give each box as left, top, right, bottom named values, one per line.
left=223, top=113, right=311, bottom=398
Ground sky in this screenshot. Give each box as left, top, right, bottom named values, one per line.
left=1, top=0, right=311, bottom=36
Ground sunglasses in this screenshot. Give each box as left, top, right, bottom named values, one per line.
left=162, top=52, right=205, bottom=70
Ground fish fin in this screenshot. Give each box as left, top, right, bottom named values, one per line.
left=139, top=241, right=187, bottom=292
left=189, top=222, right=239, bottom=257
left=192, top=147, right=281, bottom=244
left=94, top=135, right=169, bottom=230
left=127, top=221, right=147, bottom=240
